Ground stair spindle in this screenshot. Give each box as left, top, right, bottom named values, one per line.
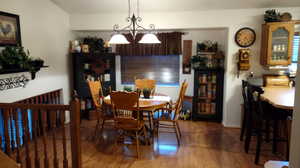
left=12, top=109, right=21, bottom=164
left=41, top=110, right=49, bottom=168
left=22, top=108, right=32, bottom=168
left=60, top=111, right=68, bottom=168
left=3, top=108, right=11, bottom=156
left=32, top=109, right=40, bottom=168
left=50, top=110, right=59, bottom=168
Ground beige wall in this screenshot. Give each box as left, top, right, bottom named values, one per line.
left=70, top=7, right=300, bottom=127
left=0, top=0, right=72, bottom=104
left=290, top=64, right=300, bottom=168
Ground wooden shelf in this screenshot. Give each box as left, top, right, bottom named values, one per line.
left=198, top=97, right=216, bottom=100
left=0, top=66, right=49, bottom=79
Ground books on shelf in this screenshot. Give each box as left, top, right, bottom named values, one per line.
left=197, top=101, right=216, bottom=114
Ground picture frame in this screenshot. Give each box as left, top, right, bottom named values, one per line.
left=0, top=11, right=21, bottom=46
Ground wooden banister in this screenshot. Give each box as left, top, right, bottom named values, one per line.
left=70, top=98, right=82, bottom=168
left=0, top=96, right=82, bottom=168
left=0, top=150, right=20, bottom=168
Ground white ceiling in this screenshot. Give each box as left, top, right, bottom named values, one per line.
left=52, top=0, right=300, bottom=14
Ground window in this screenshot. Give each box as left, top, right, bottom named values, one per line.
left=289, top=33, right=300, bottom=74
left=292, top=34, right=299, bottom=63
left=121, top=55, right=179, bottom=85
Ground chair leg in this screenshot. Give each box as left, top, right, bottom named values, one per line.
left=284, top=121, right=290, bottom=161
left=244, top=121, right=252, bottom=153
left=147, top=112, right=153, bottom=131
left=93, top=118, right=101, bottom=140
left=240, top=108, right=246, bottom=141
left=255, top=129, right=262, bottom=165
left=174, top=122, right=181, bottom=146
left=143, top=126, right=150, bottom=145
left=97, top=119, right=105, bottom=141
left=265, top=120, right=271, bottom=143
left=272, top=120, right=279, bottom=154
left=135, top=131, right=140, bottom=159
left=176, top=121, right=182, bottom=137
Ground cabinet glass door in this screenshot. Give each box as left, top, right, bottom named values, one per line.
left=271, top=27, right=289, bottom=61
left=196, top=72, right=217, bottom=115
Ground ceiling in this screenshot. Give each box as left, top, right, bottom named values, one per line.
left=52, top=0, right=300, bottom=14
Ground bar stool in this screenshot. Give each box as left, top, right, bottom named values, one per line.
left=240, top=80, right=248, bottom=141
left=245, top=85, right=291, bottom=164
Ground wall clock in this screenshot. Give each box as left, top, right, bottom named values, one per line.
left=235, top=27, right=256, bottom=48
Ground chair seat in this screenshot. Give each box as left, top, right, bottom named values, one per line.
left=153, top=111, right=175, bottom=120
left=115, top=119, right=145, bottom=131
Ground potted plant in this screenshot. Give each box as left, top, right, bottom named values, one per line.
left=142, top=88, right=152, bottom=99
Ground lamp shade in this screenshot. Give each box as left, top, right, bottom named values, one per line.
left=138, top=33, right=161, bottom=44
left=108, top=34, right=130, bottom=44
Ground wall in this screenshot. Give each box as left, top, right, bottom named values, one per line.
left=0, top=0, right=72, bottom=104
left=71, top=7, right=300, bottom=127
left=73, top=29, right=228, bottom=100
left=290, top=64, right=300, bottom=168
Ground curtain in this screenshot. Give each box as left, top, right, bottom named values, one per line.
left=116, top=32, right=183, bottom=56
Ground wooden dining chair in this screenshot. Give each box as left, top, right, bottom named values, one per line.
left=154, top=81, right=188, bottom=145
left=110, top=91, right=149, bottom=158
left=135, top=78, right=156, bottom=96
left=87, top=80, right=114, bottom=140
left=135, top=78, right=156, bottom=130
left=240, top=80, right=249, bottom=141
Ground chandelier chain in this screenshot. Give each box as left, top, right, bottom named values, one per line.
left=137, top=0, right=140, bottom=18
left=128, top=0, right=131, bottom=18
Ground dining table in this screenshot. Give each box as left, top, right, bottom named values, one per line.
left=260, top=86, right=295, bottom=160
left=103, top=94, right=172, bottom=111
left=261, top=86, right=295, bottom=110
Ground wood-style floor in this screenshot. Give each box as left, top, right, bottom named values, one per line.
left=79, top=120, right=280, bottom=168
left=11, top=120, right=282, bottom=168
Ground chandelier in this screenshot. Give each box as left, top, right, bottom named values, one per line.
left=108, top=0, right=161, bottom=44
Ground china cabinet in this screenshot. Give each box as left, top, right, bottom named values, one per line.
left=260, top=22, right=295, bottom=66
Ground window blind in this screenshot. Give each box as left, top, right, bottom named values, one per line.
left=292, top=35, right=300, bottom=63
left=121, top=55, right=180, bottom=85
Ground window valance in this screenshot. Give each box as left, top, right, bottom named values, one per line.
left=116, top=32, right=183, bottom=56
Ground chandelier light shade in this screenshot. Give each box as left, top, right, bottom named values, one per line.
left=138, top=33, right=161, bottom=44
left=108, top=33, right=130, bottom=44
left=108, top=0, right=161, bottom=44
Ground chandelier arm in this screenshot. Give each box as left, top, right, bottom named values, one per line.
left=135, top=24, right=147, bottom=31
left=120, top=21, right=134, bottom=32
left=113, top=24, right=120, bottom=32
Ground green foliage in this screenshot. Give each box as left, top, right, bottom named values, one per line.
left=0, top=46, right=44, bottom=72
left=123, top=85, right=133, bottom=92
left=190, top=55, right=208, bottom=69
left=197, top=41, right=218, bottom=52
left=0, top=46, right=30, bottom=69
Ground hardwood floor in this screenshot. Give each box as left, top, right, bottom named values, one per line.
left=79, top=120, right=280, bottom=168
left=12, top=120, right=281, bottom=168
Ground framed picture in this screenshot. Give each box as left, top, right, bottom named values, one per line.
left=0, top=11, right=21, bottom=46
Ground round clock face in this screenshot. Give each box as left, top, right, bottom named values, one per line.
left=235, top=27, right=256, bottom=47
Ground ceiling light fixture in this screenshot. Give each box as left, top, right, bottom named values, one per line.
left=108, top=0, right=161, bottom=44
